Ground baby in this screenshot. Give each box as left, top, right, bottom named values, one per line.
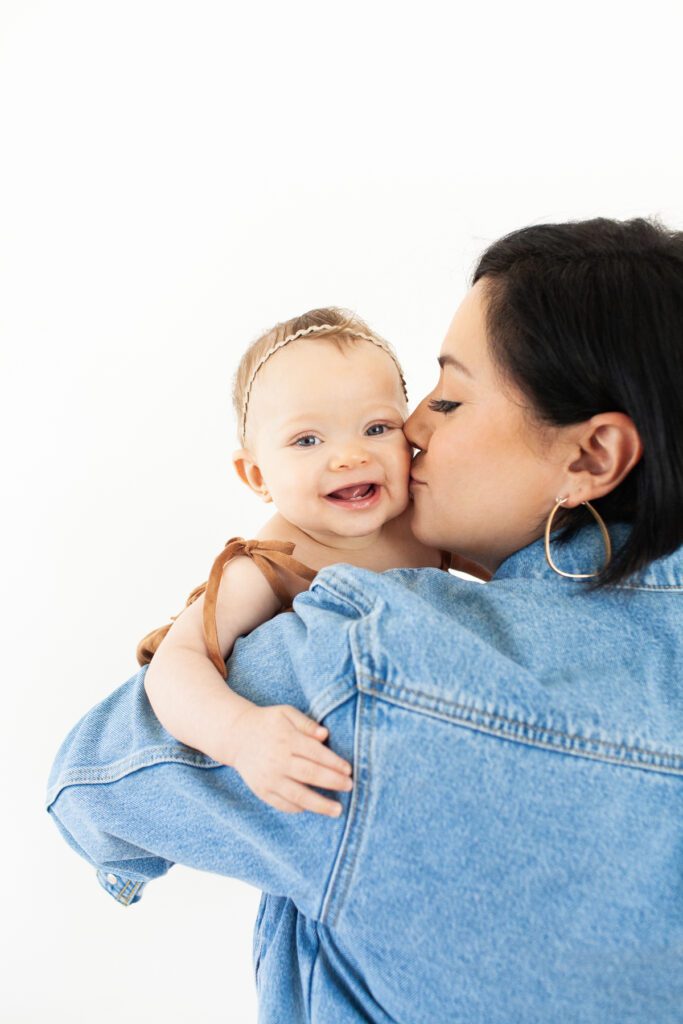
left=140, top=307, right=486, bottom=817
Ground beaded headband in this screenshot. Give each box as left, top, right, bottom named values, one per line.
left=240, top=321, right=409, bottom=445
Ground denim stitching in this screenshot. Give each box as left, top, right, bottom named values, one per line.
left=323, top=563, right=683, bottom=593
left=320, top=690, right=368, bottom=927
left=361, top=674, right=681, bottom=759
left=45, top=748, right=220, bottom=806
left=612, top=584, right=683, bottom=592
left=319, top=688, right=365, bottom=925
left=253, top=896, right=268, bottom=985
left=118, top=880, right=142, bottom=906
left=311, top=573, right=373, bottom=615
left=327, top=692, right=375, bottom=929
left=309, top=677, right=357, bottom=722
left=116, top=880, right=133, bottom=903
left=376, top=696, right=683, bottom=777
left=361, top=675, right=683, bottom=774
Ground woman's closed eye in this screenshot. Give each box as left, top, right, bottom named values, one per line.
left=428, top=399, right=462, bottom=414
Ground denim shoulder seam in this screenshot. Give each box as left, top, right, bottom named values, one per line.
left=308, top=566, right=377, bottom=616
left=611, top=583, right=683, bottom=592
left=359, top=674, right=683, bottom=777
left=308, top=676, right=358, bottom=722
left=45, top=746, right=219, bottom=808
left=46, top=674, right=360, bottom=812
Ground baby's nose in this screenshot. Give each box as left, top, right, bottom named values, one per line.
left=329, top=447, right=370, bottom=470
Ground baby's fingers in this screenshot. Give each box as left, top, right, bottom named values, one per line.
left=263, top=793, right=302, bottom=814
left=290, top=755, right=354, bottom=794
left=281, top=780, right=345, bottom=818
left=281, top=704, right=329, bottom=740
left=296, top=734, right=353, bottom=777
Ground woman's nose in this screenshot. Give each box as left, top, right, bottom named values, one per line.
left=403, top=397, right=433, bottom=453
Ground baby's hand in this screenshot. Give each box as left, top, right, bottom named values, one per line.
left=230, top=703, right=353, bottom=817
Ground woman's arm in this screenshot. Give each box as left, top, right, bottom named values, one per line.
left=143, top=554, right=352, bottom=815
left=46, top=557, right=367, bottom=907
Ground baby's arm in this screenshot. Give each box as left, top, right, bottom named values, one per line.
left=143, top=554, right=352, bottom=817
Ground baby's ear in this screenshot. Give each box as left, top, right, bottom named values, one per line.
left=231, top=448, right=268, bottom=498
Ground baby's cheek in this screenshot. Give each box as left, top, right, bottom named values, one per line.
left=396, top=439, right=414, bottom=475
left=390, top=450, right=412, bottom=500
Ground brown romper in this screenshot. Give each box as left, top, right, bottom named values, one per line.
left=136, top=536, right=454, bottom=681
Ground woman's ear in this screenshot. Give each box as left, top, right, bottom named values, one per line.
left=231, top=449, right=272, bottom=502
left=564, top=412, right=643, bottom=502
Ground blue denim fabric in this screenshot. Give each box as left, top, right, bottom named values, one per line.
left=46, top=522, right=683, bottom=1023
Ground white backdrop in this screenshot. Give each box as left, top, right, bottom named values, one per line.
left=3, top=1, right=683, bottom=1021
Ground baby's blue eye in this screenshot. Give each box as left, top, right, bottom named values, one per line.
left=294, top=435, right=321, bottom=447
left=367, top=424, right=389, bottom=436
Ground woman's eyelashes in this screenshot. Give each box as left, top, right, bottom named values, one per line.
left=428, top=399, right=462, bottom=414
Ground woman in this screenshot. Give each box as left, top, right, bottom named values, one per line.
left=46, top=217, right=683, bottom=1023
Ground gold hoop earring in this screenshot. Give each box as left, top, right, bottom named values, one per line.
left=544, top=497, right=612, bottom=579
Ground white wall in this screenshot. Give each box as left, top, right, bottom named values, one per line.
left=3, top=1, right=682, bottom=1020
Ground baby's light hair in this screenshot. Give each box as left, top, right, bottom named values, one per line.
left=232, top=307, right=409, bottom=446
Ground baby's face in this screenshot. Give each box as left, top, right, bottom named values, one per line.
left=241, top=337, right=412, bottom=544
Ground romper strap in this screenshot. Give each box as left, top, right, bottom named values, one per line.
left=440, top=548, right=493, bottom=582
left=202, top=537, right=318, bottom=678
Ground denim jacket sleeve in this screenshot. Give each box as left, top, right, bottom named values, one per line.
left=45, top=571, right=363, bottom=913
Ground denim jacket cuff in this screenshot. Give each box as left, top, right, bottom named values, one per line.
left=96, top=869, right=146, bottom=906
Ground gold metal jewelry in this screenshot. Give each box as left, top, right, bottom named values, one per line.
left=544, top=497, right=612, bottom=579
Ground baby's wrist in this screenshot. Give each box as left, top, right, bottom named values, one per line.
left=200, top=688, right=256, bottom=767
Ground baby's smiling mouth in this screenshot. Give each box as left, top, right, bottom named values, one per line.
left=326, top=483, right=377, bottom=501
left=323, top=483, right=382, bottom=507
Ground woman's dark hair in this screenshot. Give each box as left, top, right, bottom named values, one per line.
left=471, top=216, right=683, bottom=589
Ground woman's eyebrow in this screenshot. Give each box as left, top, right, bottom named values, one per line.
left=437, top=354, right=474, bottom=379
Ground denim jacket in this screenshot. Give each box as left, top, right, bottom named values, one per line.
left=46, top=523, right=683, bottom=1023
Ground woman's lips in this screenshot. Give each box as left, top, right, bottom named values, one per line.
left=409, top=474, right=426, bottom=485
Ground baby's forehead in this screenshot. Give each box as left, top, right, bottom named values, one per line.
left=256, top=335, right=406, bottom=406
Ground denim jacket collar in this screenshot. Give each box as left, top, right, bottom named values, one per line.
left=493, top=520, right=683, bottom=589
